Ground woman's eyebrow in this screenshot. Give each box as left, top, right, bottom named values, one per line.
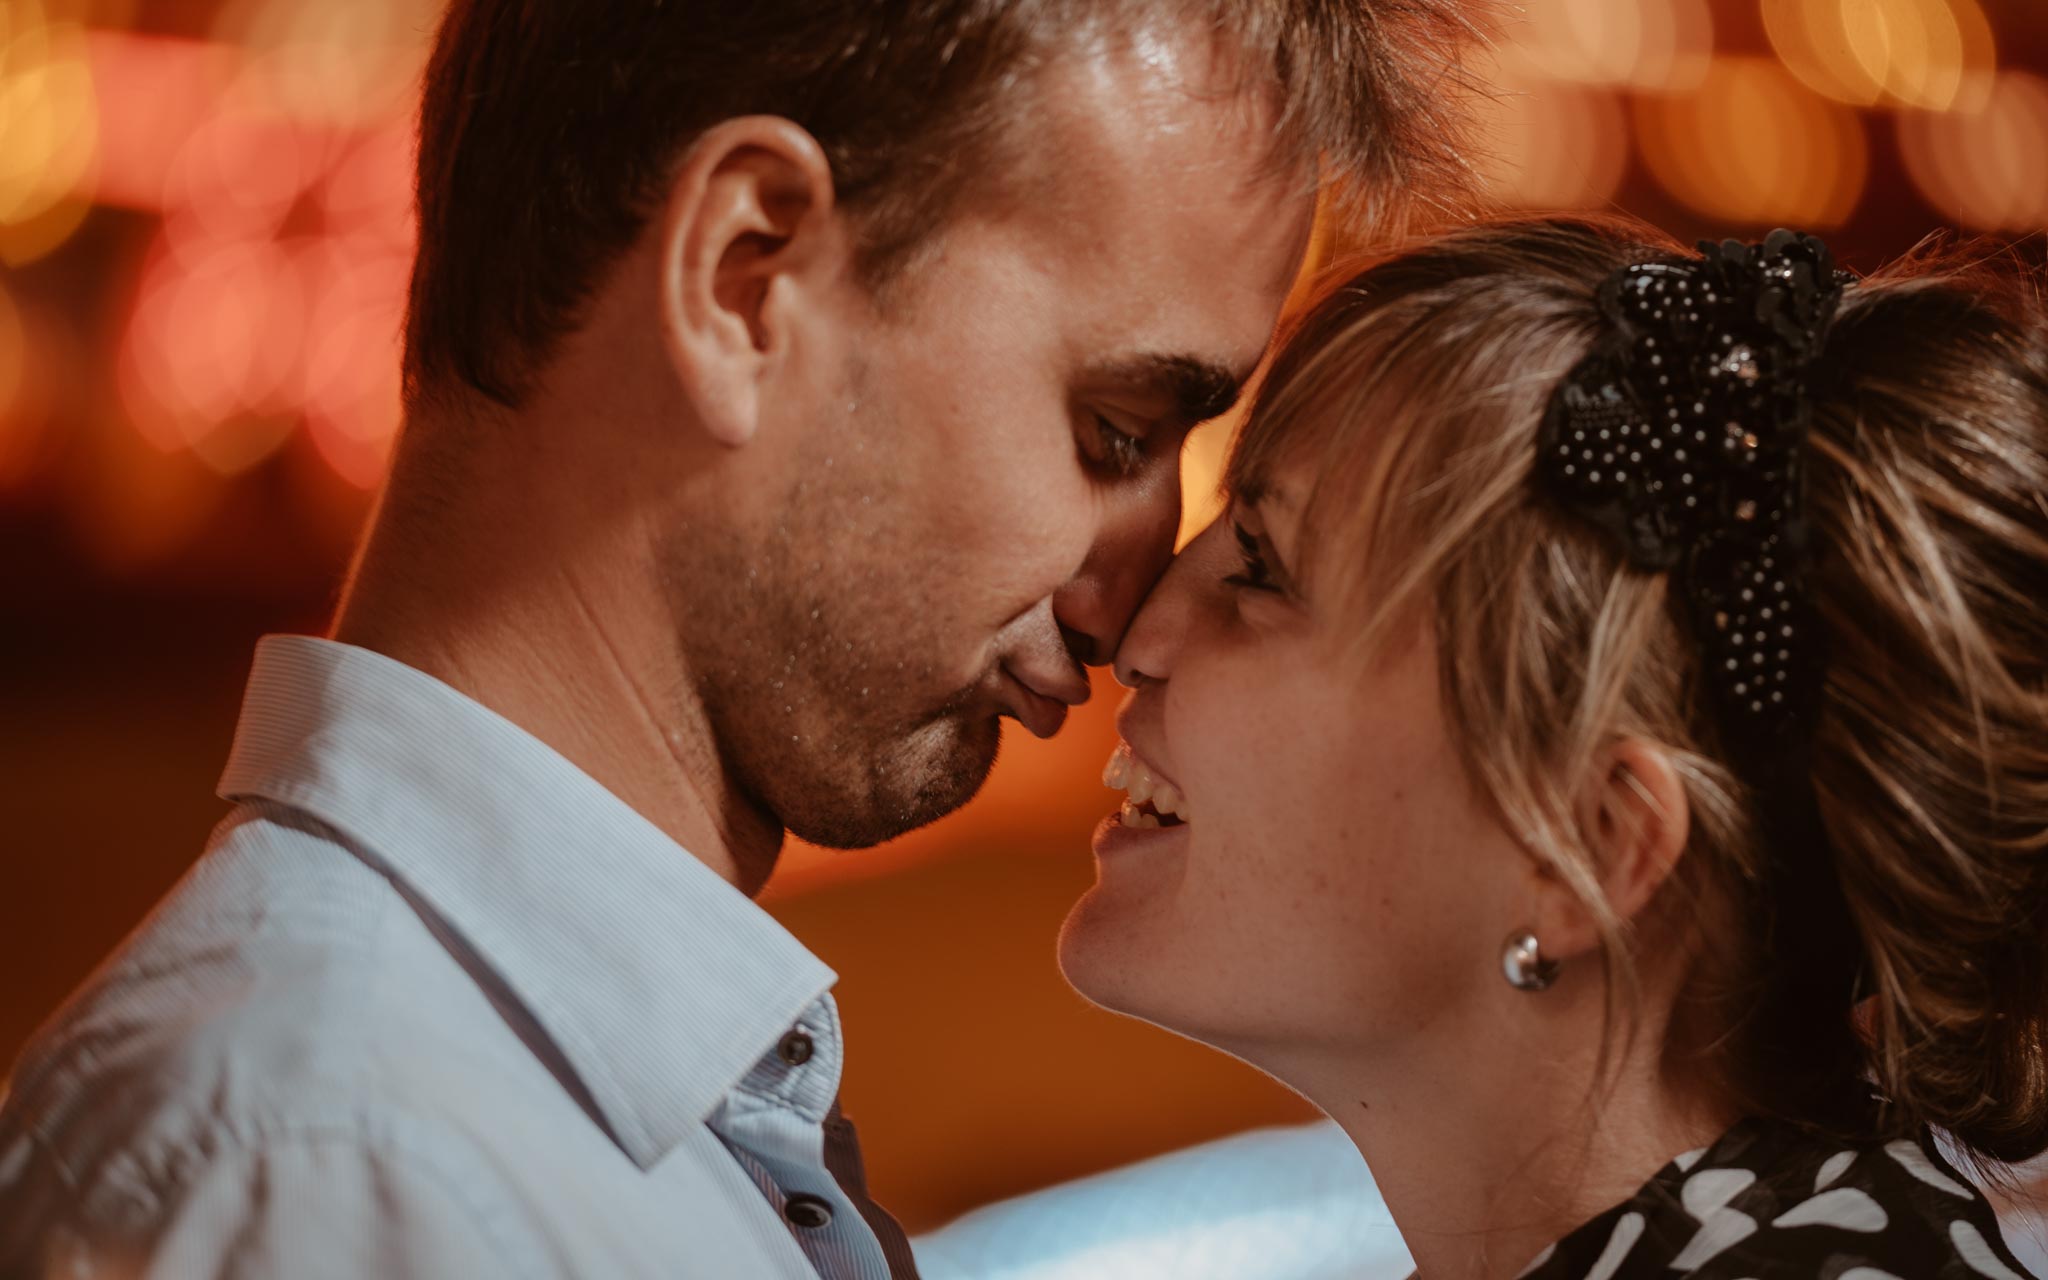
left=1231, top=479, right=1300, bottom=516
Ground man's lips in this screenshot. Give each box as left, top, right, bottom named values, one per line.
left=998, top=665, right=1075, bottom=739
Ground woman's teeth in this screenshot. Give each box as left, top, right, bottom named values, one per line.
left=1101, top=744, right=1188, bottom=827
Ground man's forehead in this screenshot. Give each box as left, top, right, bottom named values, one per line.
left=1007, top=20, right=1308, bottom=239
left=1025, top=35, right=1314, bottom=356
left=939, top=19, right=1315, bottom=418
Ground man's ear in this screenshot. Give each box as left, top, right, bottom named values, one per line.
left=1533, top=738, right=1692, bottom=961
left=658, top=116, right=842, bottom=448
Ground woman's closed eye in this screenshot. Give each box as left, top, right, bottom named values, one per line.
left=1225, top=521, right=1281, bottom=593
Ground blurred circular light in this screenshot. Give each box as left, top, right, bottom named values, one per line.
left=1764, top=0, right=1996, bottom=111
left=85, top=31, right=233, bottom=212
left=305, top=396, right=400, bottom=491
left=1636, top=57, right=1868, bottom=227
left=121, top=236, right=311, bottom=462
left=1511, top=0, right=1642, bottom=85
left=1945, top=0, right=1999, bottom=113
left=1504, top=0, right=1714, bottom=91
left=0, top=8, right=99, bottom=264
left=123, top=109, right=418, bottom=488
left=213, top=0, right=434, bottom=126
left=1763, top=0, right=1879, bottom=105
left=297, top=232, right=405, bottom=489
left=162, top=103, right=329, bottom=259
left=1898, top=71, right=2048, bottom=230
left=318, top=123, right=414, bottom=251
left=1634, top=0, right=1716, bottom=92
left=1474, top=76, right=1629, bottom=211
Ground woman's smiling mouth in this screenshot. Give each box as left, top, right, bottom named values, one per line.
left=1102, top=742, right=1189, bottom=828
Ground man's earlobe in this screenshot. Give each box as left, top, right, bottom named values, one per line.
left=658, top=116, right=840, bottom=448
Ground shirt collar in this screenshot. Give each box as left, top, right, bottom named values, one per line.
left=217, top=633, right=837, bottom=1170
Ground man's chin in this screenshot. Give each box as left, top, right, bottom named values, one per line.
left=784, top=713, right=1002, bottom=850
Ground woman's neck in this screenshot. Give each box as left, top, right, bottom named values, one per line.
left=1279, top=1009, right=1738, bottom=1280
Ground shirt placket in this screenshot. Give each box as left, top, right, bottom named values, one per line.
left=709, top=997, right=917, bottom=1280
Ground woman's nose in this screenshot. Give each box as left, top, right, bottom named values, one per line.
left=1112, top=515, right=1233, bottom=688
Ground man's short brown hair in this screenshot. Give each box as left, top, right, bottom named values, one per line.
left=402, top=0, right=1483, bottom=410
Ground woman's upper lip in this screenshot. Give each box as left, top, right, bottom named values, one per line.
left=1110, top=730, right=1181, bottom=796
left=1110, top=690, right=1182, bottom=794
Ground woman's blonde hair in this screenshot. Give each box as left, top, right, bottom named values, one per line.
left=1229, top=215, right=2048, bottom=1163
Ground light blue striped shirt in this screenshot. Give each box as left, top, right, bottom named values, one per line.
left=0, top=634, right=916, bottom=1280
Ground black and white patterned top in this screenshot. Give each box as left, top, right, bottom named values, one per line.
left=1517, top=1116, right=2040, bottom=1280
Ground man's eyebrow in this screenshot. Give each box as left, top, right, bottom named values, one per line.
left=1086, top=352, right=1248, bottom=425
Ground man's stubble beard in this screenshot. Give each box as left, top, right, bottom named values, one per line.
left=663, top=381, right=1004, bottom=852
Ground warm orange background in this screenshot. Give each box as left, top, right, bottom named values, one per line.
left=4, top=0, right=2046, bottom=1233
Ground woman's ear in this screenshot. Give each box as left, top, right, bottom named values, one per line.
left=656, top=115, right=843, bottom=448
left=1534, top=739, right=1692, bottom=961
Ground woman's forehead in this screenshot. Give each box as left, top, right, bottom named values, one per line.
left=1223, top=425, right=1319, bottom=507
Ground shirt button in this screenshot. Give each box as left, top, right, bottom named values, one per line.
left=784, top=1193, right=834, bottom=1230
left=777, top=1029, right=815, bottom=1067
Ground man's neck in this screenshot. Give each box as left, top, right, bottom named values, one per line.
left=1283, top=998, right=1734, bottom=1280
left=330, top=416, right=785, bottom=896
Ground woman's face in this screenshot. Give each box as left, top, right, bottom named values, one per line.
left=1058, top=472, right=1533, bottom=1074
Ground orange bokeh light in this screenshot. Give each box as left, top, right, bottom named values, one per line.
left=1764, top=0, right=1997, bottom=111
left=213, top=0, right=433, bottom=128
left=1636, top=57, right=1868, bottom=227
left=121, top=236, right=306, bottom=461
left=1505, top=0, right=1715, bottom=92
left=1475, top=73, right=1631, bottom=211
left=161, top=107, right=335, bottom=259
left=85, top=31, right=227, bottom=211
left=102, top=28, right=416, bottom=489
left=1898, top=70, right=2048, bottom=230
left=297, top=232, right=407, bottom=490
left=0, top=5, right=99, bottom=264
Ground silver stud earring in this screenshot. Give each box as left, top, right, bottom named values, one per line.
left=1501, top=929, right=1561, bottom=992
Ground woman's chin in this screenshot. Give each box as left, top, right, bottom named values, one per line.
left=1056, top=886, right=1217, bottom=1041
left=1058, top=821, right=1284, bottom=1050
left=1055, top=887, right=1158, bottom=1019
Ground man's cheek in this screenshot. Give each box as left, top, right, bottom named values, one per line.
left=939, top=469, right=1071, bottom=553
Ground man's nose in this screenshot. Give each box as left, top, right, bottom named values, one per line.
left=1049, top=477, right=1182, bottom=667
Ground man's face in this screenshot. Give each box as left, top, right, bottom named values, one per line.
left=676, top=31, right=1315, bottom=849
